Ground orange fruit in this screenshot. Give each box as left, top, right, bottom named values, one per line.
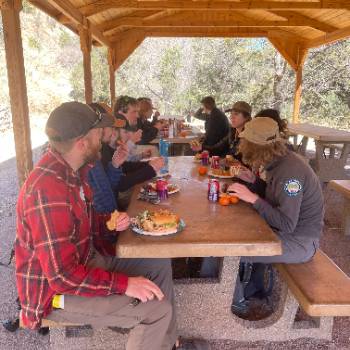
left=230, top=195, right=239, bottom=204
left=198, top=166, right=208, bottom=176
left=219, top=196, right=230, bottom=206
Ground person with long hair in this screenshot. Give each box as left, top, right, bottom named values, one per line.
left=228, top=118, right=324, bottom=317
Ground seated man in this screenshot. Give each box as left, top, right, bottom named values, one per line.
left=137, top=97, right=164, bottom=145
left=193, top=96, right=229, bottom=156
left=15, top=102, right=176, bottom=350
left=228, top=118, right=324, bottom=317
left=113, top=96, right=158, bottom=158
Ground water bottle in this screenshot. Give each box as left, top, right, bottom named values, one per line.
left=168, top=119, right=174, bottom=138
left=159, top=138, right=169, bottom=174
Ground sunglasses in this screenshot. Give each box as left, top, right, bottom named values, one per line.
left=87, top=106, right=104, bottom=129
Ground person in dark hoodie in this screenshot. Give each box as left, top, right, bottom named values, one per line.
left=137, top=97, right=164, bottom=145
left=193, top=96, right=229, bottom=156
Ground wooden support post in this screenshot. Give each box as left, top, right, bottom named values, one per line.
left=78, top=25, right=93, bottom=104
left=293, top=65, right=303, bottom=123
left=107, top=48, right=116, bottom=107
left=1, top=0, right=33, bottom=186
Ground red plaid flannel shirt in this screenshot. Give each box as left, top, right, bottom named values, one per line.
left=15, top=150, right=128, bottom=329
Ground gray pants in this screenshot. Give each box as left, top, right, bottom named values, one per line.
left=47, top=252, right=177, bottom=350
left=233, top=235, right=319, bottom=303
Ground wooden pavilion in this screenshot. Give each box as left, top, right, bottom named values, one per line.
left=1, top=0, right=350, bottom=186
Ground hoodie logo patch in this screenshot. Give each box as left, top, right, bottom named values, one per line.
left=284, top=179, right=302, bottom=196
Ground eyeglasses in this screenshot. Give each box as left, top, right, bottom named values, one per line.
left=87, top=105, right=104, bottom=129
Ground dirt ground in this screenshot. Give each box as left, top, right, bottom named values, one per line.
left=0, top=146, right=349, bottom=350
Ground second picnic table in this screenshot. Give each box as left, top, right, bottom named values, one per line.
left=288, top=122, right=350, bottom=182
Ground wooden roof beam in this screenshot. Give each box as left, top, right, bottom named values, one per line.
left=305, top=24, right=350, bottom=48
left=46, top=0, right=111, bottom=47
left=109, top=27, right=269, bottom=41
left=100, top=12, right=338, bottom=34
left=110, top=29, right=145, bottom=70
left=268, top=35, right=308, bottom=70
left=79, top=1, right=350, bottom=17
left=268, top=10, right=339, bottom=33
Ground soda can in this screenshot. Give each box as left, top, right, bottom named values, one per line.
left=208, top=179, right=220, bottom=202
left=211, top=156, right=220, bottom=169
left=156, top=179, right=168, bottom=200
left=201, top=150, right=209, bottom=166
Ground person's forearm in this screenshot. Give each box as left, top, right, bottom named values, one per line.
left=117, top=165, right=156, bottom=191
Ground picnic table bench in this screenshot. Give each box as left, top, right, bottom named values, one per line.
left=25, top=157, right=350, bottom=348
left=329, top=180, right=350, bottom=236
left=288, top=123, right=350, bottom=182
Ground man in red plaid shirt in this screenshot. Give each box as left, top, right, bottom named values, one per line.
left=15, top=102, right=176, bottom=350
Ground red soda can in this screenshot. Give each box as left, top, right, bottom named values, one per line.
left=211, top=156, right=220, bottom=169
left=156, top=179, right=168, bottom=200
left=208, top=179, right=220, bottom=202
left=201, top=150, right=209, bottom=166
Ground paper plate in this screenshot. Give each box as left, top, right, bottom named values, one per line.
left=131, top=219, right=186, bottom=236
left=156, top=172, right=170, bottom=178
left=140, top=184, right=180, bottom=195
left=208, top=170, right=234, bottom=179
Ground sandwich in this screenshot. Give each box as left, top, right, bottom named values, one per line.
left=133, top=209, right=180, bottom=235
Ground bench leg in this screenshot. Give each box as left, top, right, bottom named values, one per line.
left=342, top=199, right=350, bottom=236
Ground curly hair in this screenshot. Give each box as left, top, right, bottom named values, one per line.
left=238, top=138, right=288, bottom=168
left=114, top=96, right=138, bottom=115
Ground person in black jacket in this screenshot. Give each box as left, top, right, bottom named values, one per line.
left=204, top=101, right=252, bottom=160
left=137, top=98, right=164, bottom=145
left=193, top=96, right=229, bottom=156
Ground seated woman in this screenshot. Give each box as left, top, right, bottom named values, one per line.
left=254, top=108, right=295, bottom=152
left=192, top=101, right=252, bottom=160
left=228, top=118, right=324, bottom=316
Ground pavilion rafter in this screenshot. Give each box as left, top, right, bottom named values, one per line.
left=46, top=0, right=111, bottom=47
left=79, top=1, right=350, bottom=17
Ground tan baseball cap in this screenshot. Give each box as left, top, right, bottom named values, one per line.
left=239, top=118, right=282, bottom=145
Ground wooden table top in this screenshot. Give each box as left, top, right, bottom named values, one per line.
left=116, top=157, right=282, bottom=258
left=288, top=123, right=350, bottom=142
left=150, top=135, right=200, bottom=144
left=329, top=180, right=350, bottom=199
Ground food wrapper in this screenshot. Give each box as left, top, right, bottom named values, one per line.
left=106, top=211, right=120, bottom=231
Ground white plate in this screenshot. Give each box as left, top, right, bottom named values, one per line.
left=156, top=172, right=170, bottom=178
left=140, top=184, right=180, bottom=195
left=131, top=219, right=186, bottom=236
left=208, top=170, right=234, bottom=179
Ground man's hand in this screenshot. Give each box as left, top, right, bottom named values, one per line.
left=149, top=157, right=165, bottom=173
left=112, top=143, right=129, bottom=168
left=130, top=129, right=143, bottom=143
left=125, top=276, right=164, bottom=303
left=227, top=183, right=259, bottom=204
left=115, top=212, right=130, bottom=231
left=154, top=121, right=163, bottom=130
left=237, top=167, right=256, bottom=184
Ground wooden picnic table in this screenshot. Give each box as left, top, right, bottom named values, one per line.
left=150, top=128, right=204, bottom=155
left=288, top=123, right=350, bottom=182
left=117, top=156, right=281, bottom=258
